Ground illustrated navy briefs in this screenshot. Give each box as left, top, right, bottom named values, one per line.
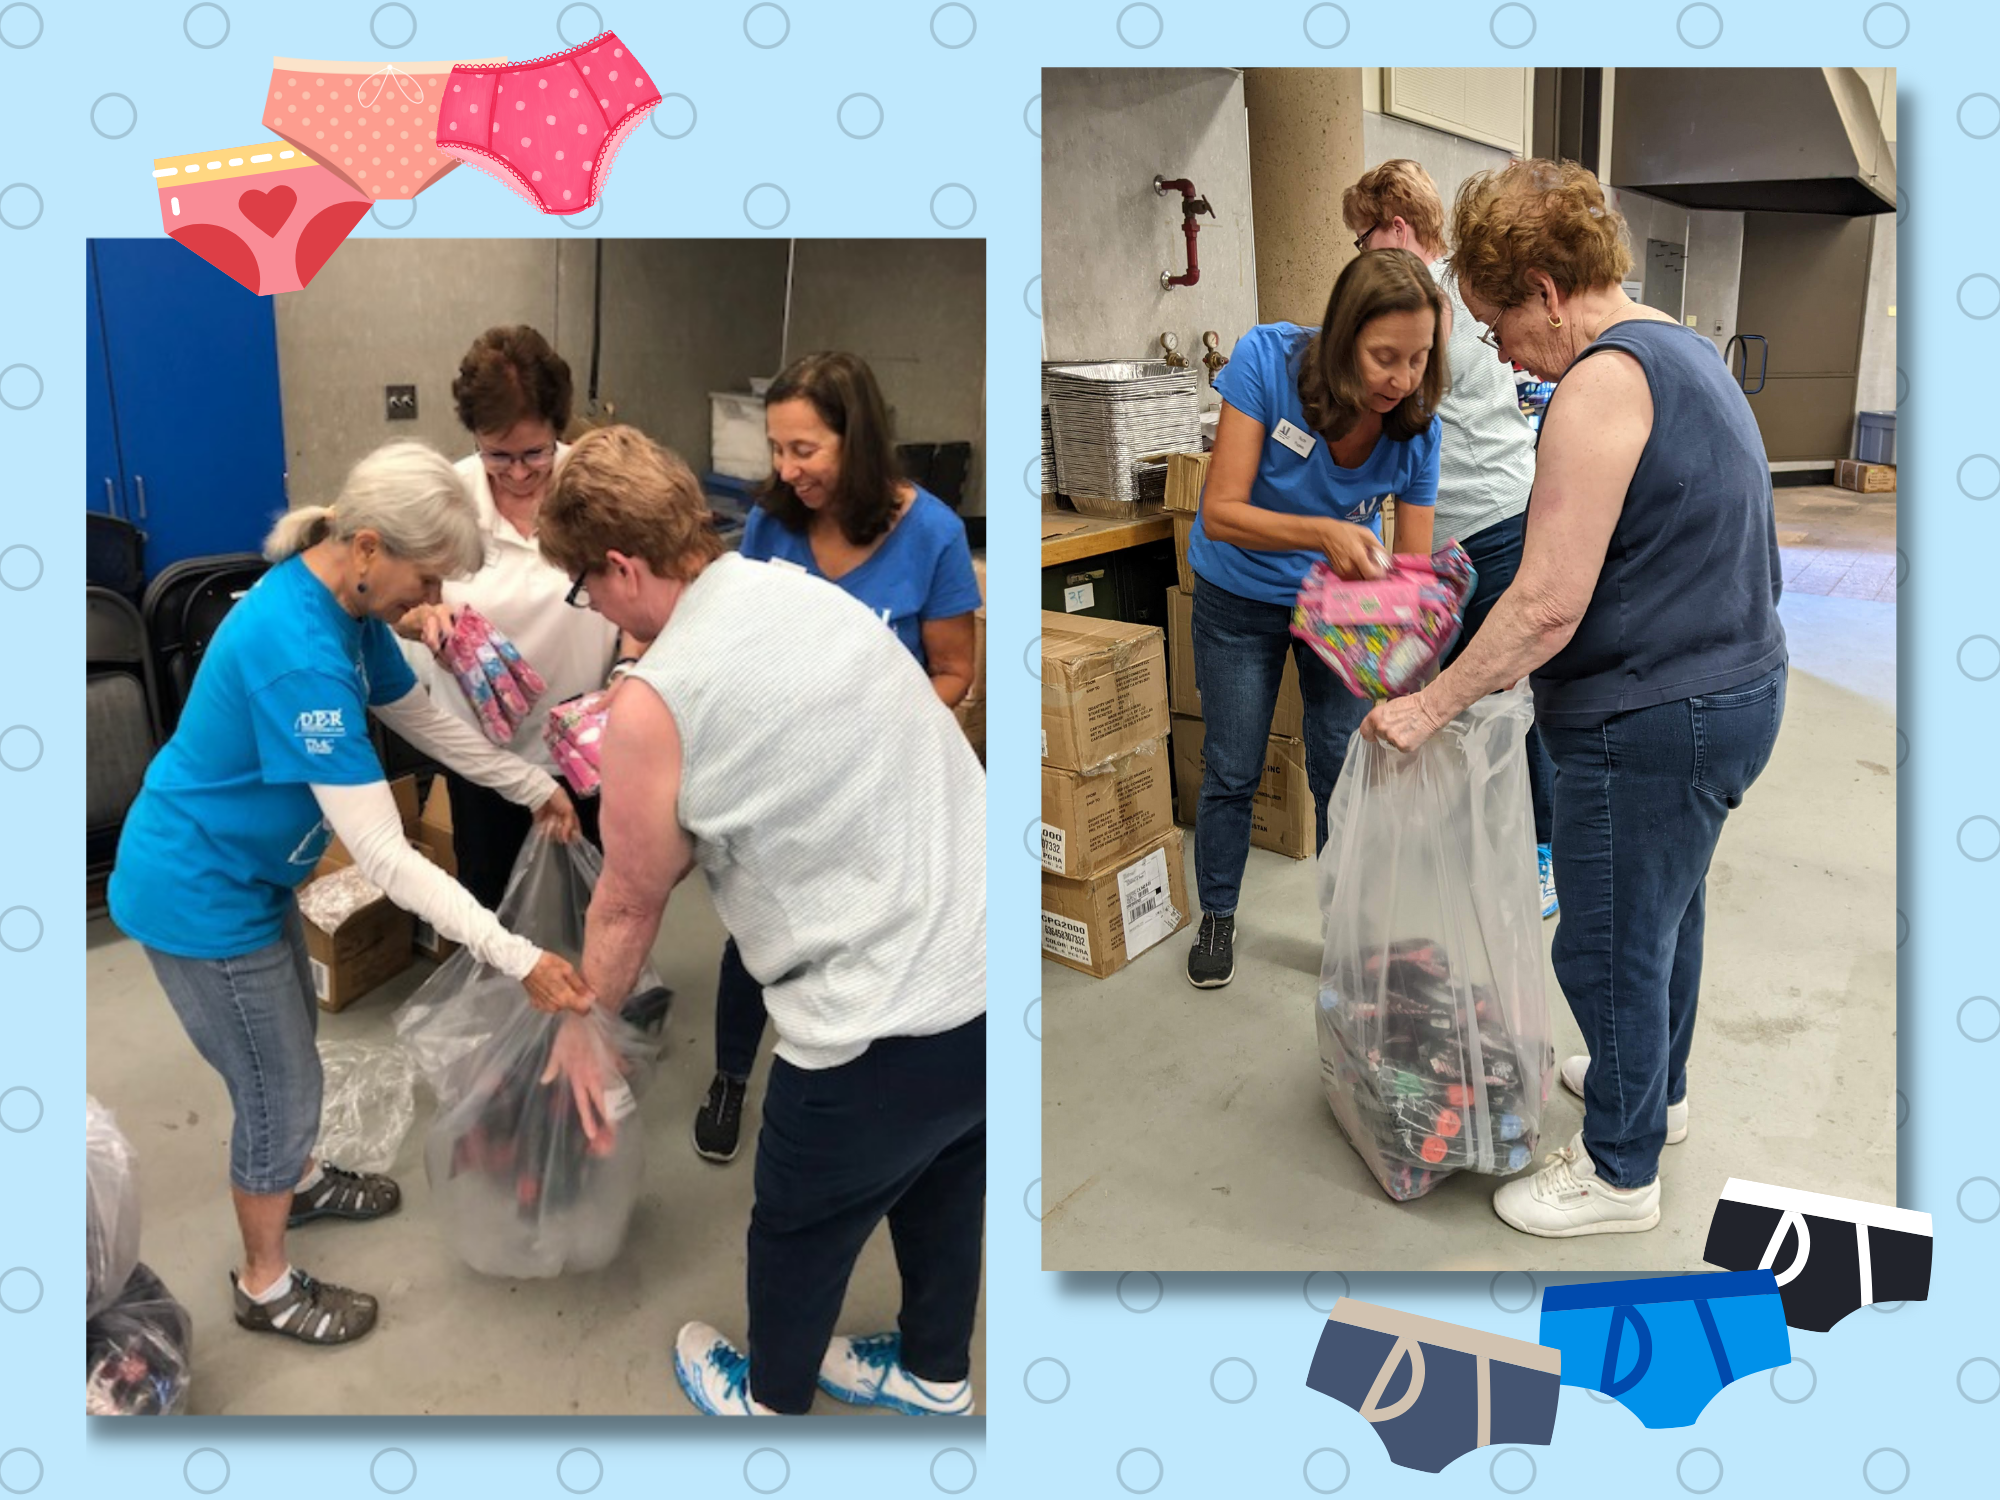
left=1306, top=1297, right=1561, bottom=1473
left=1702, top=1177, right=1934, bottom=1333
left=1539, top=1269, right=1791, bottom=1429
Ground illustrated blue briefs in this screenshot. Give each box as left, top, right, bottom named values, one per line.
left=1538, top=1269, right=1791, bottom=1428
left=1306, top=1297, right=1561, bottom=1473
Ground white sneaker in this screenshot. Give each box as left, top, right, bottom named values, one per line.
left=1492, top=1131, right=1661, bottom=1237
left=673, top=1322, right=779, bottom=1415
left=819, top=1332, right=975, bottom=1415
left=1559, top=1055, right=1688, bottom=1144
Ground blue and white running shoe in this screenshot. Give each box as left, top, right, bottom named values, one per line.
left=818, top=1333, right=975, bottom=1415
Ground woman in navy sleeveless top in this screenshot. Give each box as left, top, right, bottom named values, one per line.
left=1360, top=160, right=1787, bottom=1239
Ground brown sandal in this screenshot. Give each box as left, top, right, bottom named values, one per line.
left=231, top=1268, right=379, bottom=1345
left=287, top=1164, right=401, bottom=1227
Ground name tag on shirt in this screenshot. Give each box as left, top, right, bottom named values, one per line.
left=1271, top=418, right=1316, bottom=459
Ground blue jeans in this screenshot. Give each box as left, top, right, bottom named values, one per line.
left=1190, top=574, right=1369, bottom=916
left=1444, top=511, right=1555, bottom=846
left=1543, top=664, right=1787, bottom=1188
left=144, top=907, right=321, bottom=1196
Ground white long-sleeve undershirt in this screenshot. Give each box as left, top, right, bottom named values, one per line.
left=300, top=686, right=560, bottom=981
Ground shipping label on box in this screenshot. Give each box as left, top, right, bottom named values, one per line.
left=1041, top=612, right=1170, bottom=772
left=1040, top=737, right=1173, bottom=878
left=1041, top=827, right=1190, bottom=979
left=1165, top=586, right=1304, bottom=738
left=1171, top=716, right=1312, bottom=860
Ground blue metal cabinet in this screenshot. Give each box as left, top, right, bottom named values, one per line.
left=86, top=238, right=289, bottom=574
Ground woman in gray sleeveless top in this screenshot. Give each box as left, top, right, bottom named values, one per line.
left=1359, top=160, right=1787, bottom=1241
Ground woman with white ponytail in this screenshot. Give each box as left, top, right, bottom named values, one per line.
left=109, top=439, right=594, bottom=1350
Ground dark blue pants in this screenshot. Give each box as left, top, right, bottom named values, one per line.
left=1542, top=666, right=1786, bottom=1188
left=1189, top=574, right=1369, bottom=916
left=1443, top=511, right=1555, bottom=846
left=748, top=1015, right=986, bottom=1412
left=714, top=937, right=767, bottom=1081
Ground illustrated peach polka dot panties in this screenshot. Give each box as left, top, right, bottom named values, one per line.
left=261, top=55, right=507, bottom=201
left=434, top=31, right=661, bottom=215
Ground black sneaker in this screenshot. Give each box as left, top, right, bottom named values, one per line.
left=692, top=1073, right=748, bottom=1163
left=1187, top=912, right=1235, bottom=989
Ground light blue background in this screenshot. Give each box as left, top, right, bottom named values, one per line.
left=2, top=1, right=1989, bottom=1496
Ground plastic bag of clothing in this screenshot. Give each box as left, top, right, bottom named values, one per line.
left=86, top=1261, right=193, bottom=1415
left=86, top=1097, right=142, bottom=1320
left=314, top=1040, right=419, bottom=1175
left=394, top=833, right=672, bottom=1277
left=1314, top=684, right=1551, bottom=1202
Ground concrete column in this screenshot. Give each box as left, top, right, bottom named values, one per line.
left=1242, top=69, right=1367, bottom=328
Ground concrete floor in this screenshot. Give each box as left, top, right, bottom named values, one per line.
left=1043, top=491, right=1897, bottom=1273
left=87, top=875, right=986, bottom=1416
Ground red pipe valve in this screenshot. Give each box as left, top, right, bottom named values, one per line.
left=1155, top=175, right=1214, bottom=290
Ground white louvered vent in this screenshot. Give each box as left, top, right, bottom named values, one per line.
left=1382, top=68, right=1532, bottom=155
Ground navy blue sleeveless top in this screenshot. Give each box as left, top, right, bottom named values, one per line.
left=1530, top=319, right=1787, bottom=727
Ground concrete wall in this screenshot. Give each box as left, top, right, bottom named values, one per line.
left=1042, top=68, right=1259, bottom=405
left=1245, top=69, right=1364, bottom=328
left=273, top=238, right=984, bottom=513
left=1854, top=142, right=1898, bottom=430
left=785, top=239, right=988, bottom=514
left=1361, top=110, right=1515, bottom=244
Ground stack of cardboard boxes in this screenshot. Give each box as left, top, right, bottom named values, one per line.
left=1160, top=453, right=1313, bottom=863
left=1039, top=614, right=1189, bottom=979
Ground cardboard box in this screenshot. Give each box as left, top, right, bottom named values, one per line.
left=1835, top=459, right=1895, bottom=494
left=302, top=775, right=423, bottom=1008
left=409, top=777, right=461, bottom=961
left=1041, top=612, right=1169, bottom=772
left=1172, top=511, right=1197, bottom=593
left=1164, top=585, right=1305, bottom=738
left=1040, top=736, right=1173, bottom=879
left=1042, top=827, right=1191, bottom=979
left=953, top=556, right=988, bottom=758
left=1160, top=452, right=1211, bottom=513
left=1171, top=715, right=1313, bottom=860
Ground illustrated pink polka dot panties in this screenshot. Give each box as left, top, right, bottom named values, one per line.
left=261, top=54, right=507, bottom=201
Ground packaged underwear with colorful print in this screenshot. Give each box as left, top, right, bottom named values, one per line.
left=443, top=605, right=545, bottom=745
left=543, top=690, right=610, bottom=796
left=1290, top=539, right=1477, bottom=700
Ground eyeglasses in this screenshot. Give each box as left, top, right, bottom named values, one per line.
left=479, top=444, right=556, bottom=474
left=565, top=570, right=593, bottom=609
left=1353, top=225, right=1381, bottom=253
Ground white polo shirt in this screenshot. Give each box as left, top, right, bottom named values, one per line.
left=398, top=446, right=620, bottom=771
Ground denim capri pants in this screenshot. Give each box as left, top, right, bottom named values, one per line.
left=143, top=906, right=323, bottom=1197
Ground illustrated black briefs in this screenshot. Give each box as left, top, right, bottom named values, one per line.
left=1702, top=1177, right=1934, bottom=1333
left=1306, top=1297, right=1561, bottom=1473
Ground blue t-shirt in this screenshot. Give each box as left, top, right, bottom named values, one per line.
left=108, top=554, right=417, bottom=960
left=1188, top=321, right=1441, bottom=607
left=739, top=486, right=981, bottom=667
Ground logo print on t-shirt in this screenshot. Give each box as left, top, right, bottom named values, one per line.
left=1347, top=492, right=1390, bottom=526
left=286, top=817, right=332, bottom=867
left=294, top=708, right=346, bottom=737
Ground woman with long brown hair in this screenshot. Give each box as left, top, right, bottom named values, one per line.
left=1182, top=247, right=1444, bottom=990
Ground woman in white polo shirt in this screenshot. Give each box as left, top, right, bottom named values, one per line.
left=397, top=325, right=645, bottom=907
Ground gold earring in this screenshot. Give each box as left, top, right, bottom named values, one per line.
left=1547, top=314, right=1564, bottom=329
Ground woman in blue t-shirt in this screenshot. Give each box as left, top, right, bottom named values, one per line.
left=693, top=350, right=983, bottom=1165
left=1184, top=247, right=1445, bottom=990
left=107, top=442, right=591, bottom=1349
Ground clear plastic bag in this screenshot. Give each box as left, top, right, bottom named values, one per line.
left=314, top=1041, right=419, bottom=1175
left=1314, top=685, right=1552, bottom=1201
left=394, top=833, right=673, bottom=1277
left=86, top=1096, right=142, bottom=1320
left=85, top=1261, right=193, bottom=1415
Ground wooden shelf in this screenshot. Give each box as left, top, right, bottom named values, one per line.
left=1041, top=505, right=1176, bottom=567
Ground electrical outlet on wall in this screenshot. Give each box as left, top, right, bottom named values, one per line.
left=386, top=385, right=418, bottom=420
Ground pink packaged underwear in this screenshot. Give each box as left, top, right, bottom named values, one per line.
left=1291, top=540, right=1477, bottom=700
left=544, top=691, right=611, bottom=796
left=433, top=31, right=661, bottom=215
left=442, top=606, right=546, bottom=745
left=153, top=142, right=372, bottom=296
